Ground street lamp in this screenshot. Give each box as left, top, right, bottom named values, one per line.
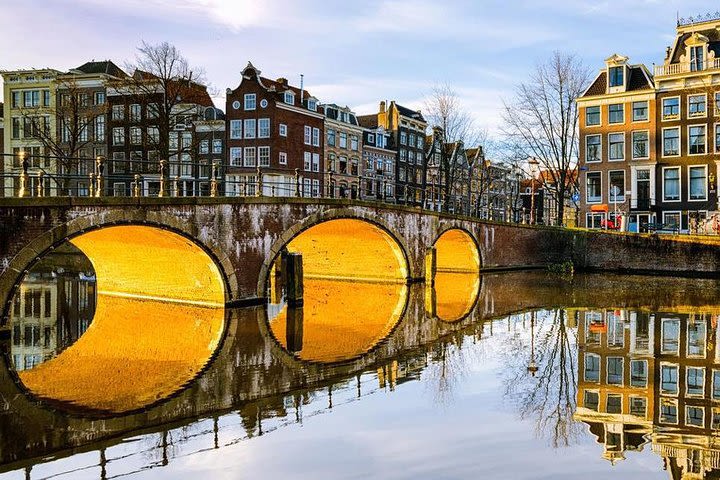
left=528, top=157, right=540, bottom=225
left=527, top=311, right=538, bottom=376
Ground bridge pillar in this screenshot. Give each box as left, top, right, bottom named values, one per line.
left=285, top=307, right=304, bottom=353
left=425, top=246, right=437, bottom=286
left=282, top=251, right=304, bottom=307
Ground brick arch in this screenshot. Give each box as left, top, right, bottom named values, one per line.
left=0, top=209, right=238, bottom=321
left=256, top=207, right=414, bottom=297
left=433, top=222, right=483, bottom=270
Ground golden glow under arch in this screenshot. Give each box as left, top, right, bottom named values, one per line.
left=16, top=225, right=226, bottom=414
left=432, top=229, right=481, bottom=322
left=284, top=218, right=409, bottom=283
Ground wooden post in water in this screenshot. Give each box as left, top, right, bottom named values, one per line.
left=282, top=251, right=304, bottom=307
left=285, top=305, right=304, bottom=353
left=425, top=246, right=437, bottom=286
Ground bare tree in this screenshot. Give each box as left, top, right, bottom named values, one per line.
left=424, top=84, right=481, bottom=211
left=501, top=52, right=591, bottom=226
left=19, top=78, right=106, bottom=194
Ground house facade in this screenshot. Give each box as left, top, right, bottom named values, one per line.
left=357, top=117, right=395, bottom=202
left=322, top=104, right=363, bottom=198
left=225, top=63, right=324, bottom=198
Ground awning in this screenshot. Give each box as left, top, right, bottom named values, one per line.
left=590, top=204, right=609, bottom=212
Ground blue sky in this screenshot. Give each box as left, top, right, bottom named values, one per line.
left=0, top=0, right=716, bottom=137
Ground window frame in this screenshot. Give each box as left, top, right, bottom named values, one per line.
left=688, top=164, right=708, bottom=202
left=279, top=123, right=288, bottom=137
left=686, top=405, right=705, bottom=428
left=631, top=101, right=649, bottom=122
left=608, top=132, right=625, bottom=161
left=585, top=105, right=601, bottom=127
left=258, top=118, right=271, bottom=138
left=244, top=93, right=257, bottom=111
left=630, top=359, right=648, bottom=387
left=585, top=171, right=602, bottom=204
left=660, top=362, right=679, bottom=396
left=606, top=356, right=624, bottom=386
left=661, top=317, right=681, bottom=353
left=585, top=134, right=602, bottom=163
left=662, top=96, right=681, bottom=121
left=608, top=103, right=624, bottom=124
left=660, top=398, right=679, bottom=425
left=243, top=146, right=257, bottom=167
left=688, top=124, right=707, bottom=156
left=686, top=366, right=706, bottom=398
left=662, top=211, right=681, bottom=230
left=662, top=127, right=681, bottom=158
left=631, top=130, right=650, bottom=160
left=687, top=93, right=707, bottom=119
left=584, top=353, right=601, bottom=383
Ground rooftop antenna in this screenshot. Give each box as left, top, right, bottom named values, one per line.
left=300, top=74, right=304, bottom=104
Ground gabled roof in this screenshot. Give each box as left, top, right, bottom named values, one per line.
left=125, top=69, right=213, bottom=107
left=394, top=102, right=426, bottom=123
left=581, top=65, right=654, bottom=98
left=669, top=28, right=720, bottom=64
left=74, top=60, right=127, bottom=78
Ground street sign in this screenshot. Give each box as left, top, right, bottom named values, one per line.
left=571, top=193, right=579, bottom=202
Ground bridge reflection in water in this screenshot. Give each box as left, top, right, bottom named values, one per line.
left=7, top=238, right=720, bottom=477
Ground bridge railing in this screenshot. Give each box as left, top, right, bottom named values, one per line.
left=0, top=153, right=520, bottom=221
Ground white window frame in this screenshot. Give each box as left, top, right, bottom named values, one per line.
left=713, top=369, right=720, bottom=400
left=662, top=96, right=681, bottom=121
left=631, top=100, right=649, bottom=122
left=583, top=353, right=601, bottom=383
left=229, top=147, right=242, bottom=166
left=660, top=398, right=679, bottom=425
left=284, top=91, right=295, bottom=105
left=715, top=123, right=720, bottom=154
left=662, top=211, right=681, bottom=230
left=230, top=120, right=242, bottom=139
left=585, top=105, right=601, bottom=127
left=687, top=93, right=707, bottom=119
left=629, top=395, right=648, bottom=419
left=308, top=99, right=317, bottom=111
left=606, top=356, right=624, bottom=386
left=258, top=118, right=270, bottom=138
left=662, top=126, right=681, bottom=158
left=608, top=103, right=624, bottom=124
left=608, top=132, right=625, bottom=161
left=686, top=405, right=705, bottom=428
left=686, top=366, right=706, bottom=398
left=244, top=93, right=257, bottom=111
left=662, top=166, right=681, bottom=203
left=608, top=170, right=625, bottom=202
left=688, top=124, right=707, bottom=156
left=688, top=164, right=708, bottom=202
left=630, top=359, right=648, bottom=388
left=244, top=119, right=256, bottom=139
left=661, top=318, right=681, bottom=354
left=304, top=126, right=312, bottom=145
left=312, top=127, right=320, bottom=147
left=243, top=146, right=256, bottom=167
left=258, top=146, right=270, bottom=167
left=279, top=123, right=288, bottom=137
left=660, top=362, right=680, bottom=397
left=586, top=171, right=602, bottom=204
left=303, top=152, right=311, bottom=171
left=279, top=152, right=287, bottom=165
left=631, top=130, right=650, bottom=160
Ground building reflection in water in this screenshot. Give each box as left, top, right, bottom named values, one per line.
left=9, top=243, right=96, bottom=372
left=575, top=306, right=720, bottom=477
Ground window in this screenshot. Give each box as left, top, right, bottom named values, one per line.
left=339, top=132, right=347, bottom=148
left=687, top=406, right=704, bottom=427
left=716, top=124, right=720, bottom=153
left=688, top=95, right=706, bottom=118
left=689, top=125, right=706, bottom=155
left=284, top=91, right=295, bottom=105
left=230, top=120, right=242, bottom=139
left=609, top=66, right=624, bottom=87
left=630, top=397, right=647, bottom=418
left=632, top=101, right=648, bottom=121
left=307, top=99, right=317, bottom=111
left=661, top=363, right=678, bottom=394
left=243, top=147, right=256, bottom=167
left=130, top=127, right=142, bottom=145
left=11, top=91, right=20, bottom=108
left=11, top=118, right=20, bottom=139
left=212, top=139, right=222, bottom=154
left=244, top=119, right=256, bottom=139
left=662, top=318, right=680, bottom=353
left=608, top=104, right=624, bottom=124
left=258, top=118, right=270, bottom=138
left=112, top=104, right=124, bottom=121
left=350, top=135, right=359, bottom=151
left=663, top=128, right=680, bottom=156
left=244, top=94, right=257, bottom=110
left=279, top=152, right=287, bottom=165
left=258, top=146, right=270, bottom=167
left=147, top=126, right=159, bottom=143
left=662, top=97, right=680, bottom=120
left=687, top=367, right=705, bottom=396
left=689, top=166, right=707, bottom=200
left=586, top=172, right=601, bottom=203
left=400, top=131, right=407, bottom=145
left=608, top=133, right=624, bottom=160
left=23, top=90, right=40, bottom=107
left=312, top=153, right=320, bottom=172
left=312, top=128, right=320, bottom=147
left=94, top=115, right=105, bottom=142
left=129, top=104, right=141, bottom=122
left=583, top=391, right=599, bottom=411
left=584, top=353, right=600, bottom=382
left=664, top=212, right=681, bottom=230
left=690, top=45, right=704, bottom=72
left=279, top=124, right=287, bottom=137
left=606, top=394, right=622, bottom=414
left=416, top=136, right=423, bottom=149
left=147, top=103, right=159, bottom=119
left=303, top=152, right=311, bottom=171
left=95, top=91, right=105, bottom=105
left=229, top=147, right=242, bottom=166
left=660, top=399, right=678, bottom=424
left=327, top=129, right=335, bottom=146
left=312, top=179, right=320, bottom=197
left=714, top=370, right=720, bottom=400
left=663, top=168, right=680, bottom=202
left=687, top=320, right=707, bottom=358
left=630, top=360, right=647, bottom=387
left=632, top=131, right=649, bottom=159
left=608, top=171, right=624, bottom=202
left=112, top=127, right=125, bottom=146
left=200, top=140, right=210, bottom=154
left=607, top=357, right=623, bottom=385
left=586, top=106, right=600, bottom=126
left=304, top=126, right=312, bottom=145
left=714, top=408, right=720, bottom=430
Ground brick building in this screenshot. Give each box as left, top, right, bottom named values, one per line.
left=321, top=104, right=363, bottom=198
left=357, top=116, right=395, bottom=202
left=225, top=63, right=324, bottom=197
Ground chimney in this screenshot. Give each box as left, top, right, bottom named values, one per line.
left=379, top=101, right=386, bottom=114
left=300, top=74, right=304, bottom=105
left=276, top=77, right=288, bottom=87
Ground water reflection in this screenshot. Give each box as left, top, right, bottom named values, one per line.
left=432, top=272, right=481, bottom=322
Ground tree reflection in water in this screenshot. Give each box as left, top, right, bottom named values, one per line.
left=502, top=309, right=579, bottom=447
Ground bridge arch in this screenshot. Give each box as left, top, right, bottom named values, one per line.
left=257, top=207, right=413, bottom=296
left=0, top=209, right=237, bottom=312
left=432, top=226, right=481, bottom=273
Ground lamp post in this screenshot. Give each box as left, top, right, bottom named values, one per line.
left=527, top=311, right=538, bottom=376
left=528, top=157, right=540, bottom=225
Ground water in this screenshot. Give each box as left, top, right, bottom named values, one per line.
left=2, top=248, right=720, bottom=478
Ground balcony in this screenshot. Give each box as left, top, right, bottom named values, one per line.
left=654, top=58, right=720, bottom=77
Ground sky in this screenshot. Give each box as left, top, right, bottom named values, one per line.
left=0, top=0, right=716, bottom=142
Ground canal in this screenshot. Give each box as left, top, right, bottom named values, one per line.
left=1, top=245, right=719, bottom=479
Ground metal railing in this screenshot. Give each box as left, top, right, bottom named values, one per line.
left=0, top=153, right=523, bottom=221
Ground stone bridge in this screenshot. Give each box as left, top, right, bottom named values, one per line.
left=1, top=197, right=720, bottom=317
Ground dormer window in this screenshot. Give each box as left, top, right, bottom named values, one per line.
left=307, top=98, right=317, bottom=111
left=284, top=91, right=295, bottom=105
left=609, top=66, right=624, bottom=87
left=690, top=45, right=704, bottom=72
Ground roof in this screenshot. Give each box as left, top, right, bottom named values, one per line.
left=357, top=114, right=379, bottom=128
left=259, top=76, right=315, bottom=102
left=130, top=69, right=213, bottom=107
left=581, top=65, right=653, bottom=98
left=670, top=28, right=720, bottom=64
left=74, top=61, right=127, bottom=78
left=322, top=104, right=359, bottom=126
left=394, top=102, right=426, bottom=122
